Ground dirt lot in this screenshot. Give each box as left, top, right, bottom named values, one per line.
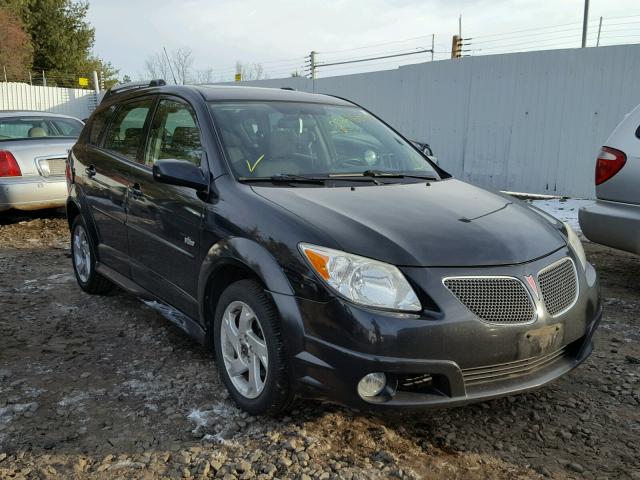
left=0, top=210, right=639, bottom=480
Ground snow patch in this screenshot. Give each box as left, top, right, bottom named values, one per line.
left=527, top=198, right=592, bottom=237
left=58, top=391, right=89, bottom=407
left=187, top=408, right=211, bottom=428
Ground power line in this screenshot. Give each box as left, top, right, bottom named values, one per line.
left=319, top=33, right=445, bottom=55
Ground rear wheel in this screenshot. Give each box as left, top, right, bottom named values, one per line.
left=70, top=216, right=112, bottom=294
left=214, top=279, right=293, bottom=415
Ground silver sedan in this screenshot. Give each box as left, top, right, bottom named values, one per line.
left=0, top=111, right=83, bottom=212
left=579, top=103, right=640, bottom=254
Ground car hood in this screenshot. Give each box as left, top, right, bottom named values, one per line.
left=0, top=138, right=75, bottom=176
left=252, top=179, right=566, bottom=267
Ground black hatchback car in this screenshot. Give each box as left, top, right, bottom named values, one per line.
left=66, top=81, right=602, bottom=414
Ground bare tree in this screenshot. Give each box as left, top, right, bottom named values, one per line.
left=194, top=67, right=215, bottom=84
left=172, top=47, right=194, bottom=85
left=235, top=61, right=267, bottom=81
left=144, top=52, right=171, bottom=81
left=144, top=47, right=205, bottom=85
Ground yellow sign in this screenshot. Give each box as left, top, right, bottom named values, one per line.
left=234, top=73, right=242, bottom=82
left=78, top=77, right=89, bottom=87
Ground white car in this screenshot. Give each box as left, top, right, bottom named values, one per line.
left=0, top=111, right=84, bottom=212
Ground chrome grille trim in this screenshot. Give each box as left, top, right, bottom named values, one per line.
left=443, top=276, right=536, bottom=324
left=537, top=258, right=578, bottom=317
left=462, top=347, right=566, bottom=386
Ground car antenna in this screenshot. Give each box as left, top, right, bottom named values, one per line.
left=163, top=47, right=178, bottom=84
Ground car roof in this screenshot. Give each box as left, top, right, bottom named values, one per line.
left=0, top=110, right=82, bottom=120
left=100, top=83, right=354, bottom=107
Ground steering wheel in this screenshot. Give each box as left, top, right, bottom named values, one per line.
left=333, top=157, right=369, bottom=170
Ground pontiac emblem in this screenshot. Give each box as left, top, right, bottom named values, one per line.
left=525, top=275, right=539, bottom=299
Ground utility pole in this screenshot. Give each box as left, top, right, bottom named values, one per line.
left=431, top=34, right=435, bottom=61
left=308, top=51, right=317, bottom=79
left=2, top=65, right=6, bottom=82
left=451, top=35, right=462, bottom=58
left=596, top=16, right=603, bottom=47
left=28, top=71, right=32, bottom=85
left=581, top=0, right=590, bottom=48
left=42, top=70, right=46, bottom=87
left=92, top=70, right=100, bottom=94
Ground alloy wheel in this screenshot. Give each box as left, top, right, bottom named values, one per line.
left=220, top=301, right=269, bottom=399
left=73, top=225, right=91, bottom=283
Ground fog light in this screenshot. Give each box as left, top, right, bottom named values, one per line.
left=357, top=372, right=386, bottom=398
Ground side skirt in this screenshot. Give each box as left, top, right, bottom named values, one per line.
left=96, top=261, right=206, bottom=344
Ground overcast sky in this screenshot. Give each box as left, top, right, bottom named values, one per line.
left=87, top=0, right=640, bottom=81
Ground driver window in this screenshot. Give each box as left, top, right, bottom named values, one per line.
left=145, top=99, right=203, bottom=166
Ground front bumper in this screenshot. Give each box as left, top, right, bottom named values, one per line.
left=0, top=175, right=67, bottom=212
left=273, top=247, right=602, bottom=409
left=579, top=199, right=640, bottom=254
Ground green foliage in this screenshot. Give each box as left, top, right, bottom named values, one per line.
left=0, top=0, right=120, bottom=86
left=0, top=7, right=33, bottom=79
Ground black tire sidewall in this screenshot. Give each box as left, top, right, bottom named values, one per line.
left=213, top=280, right=289, bottom=415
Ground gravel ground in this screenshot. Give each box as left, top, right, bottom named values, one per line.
left=0, top=210, right=639, bottom=480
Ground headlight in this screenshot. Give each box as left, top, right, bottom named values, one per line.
left=299, top=243, right=422, bottom=312
left=564, top=222, right=588, bottom=271
left=528, top=205, right=588, bottom=271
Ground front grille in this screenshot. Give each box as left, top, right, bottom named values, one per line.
left=538, top=258, right=578, bottom=316
left=443, top=277, right=535, bottom=324
left=462, top=347, right=566, bottom=386
left=37, top=157, right=66, bottom=177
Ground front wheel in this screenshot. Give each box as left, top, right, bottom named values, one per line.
left=213, top=279, right=293, bottom=415
left=70, top=216, right=112, bottom=294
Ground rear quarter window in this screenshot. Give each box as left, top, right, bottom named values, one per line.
left=88, top=106, right=116, bottom=146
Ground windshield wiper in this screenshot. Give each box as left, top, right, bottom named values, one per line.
left=238, top=174, right=327, bottom=185
left=361, top=170, right=438, bottom=181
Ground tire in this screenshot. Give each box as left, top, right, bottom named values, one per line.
left=70, top=216, right=112, bottom=294
left=214, top=279, right=294, bottom=415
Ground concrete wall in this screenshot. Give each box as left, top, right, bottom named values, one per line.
left=224, top=45, right=640, bottom=198
left=0, top=82, right=98, bottom=120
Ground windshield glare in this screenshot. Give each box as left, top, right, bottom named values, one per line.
left=209, top=102, right=437, bottom=180
left=0, top=116, right=83, bottom=141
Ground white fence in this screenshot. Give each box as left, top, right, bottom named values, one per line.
left=226, top=44, right=640, bottom=199
left=0, top=82, right=98, bottom=120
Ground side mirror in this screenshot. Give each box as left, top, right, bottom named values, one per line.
left=152, top=159, right=209, bottom=191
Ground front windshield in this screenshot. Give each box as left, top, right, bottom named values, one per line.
left=0, top=116, right=83, bottom=141
left=209, top=101, right=437, bottom=179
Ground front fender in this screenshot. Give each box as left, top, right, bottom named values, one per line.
left=197, top=237, right=295, bottom=320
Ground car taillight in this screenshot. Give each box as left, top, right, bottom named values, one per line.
left=0, top=150, right=22, bottom=177
left=595, top=146, right=626, bottom=185
left=65, top=158, right=73, bottom=192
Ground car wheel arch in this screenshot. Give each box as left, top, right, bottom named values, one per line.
left=66, top=198, right=81, bottom=230
left=197, top=237, right=296, bottom=349
left=66, top=197, right=101, bottom=251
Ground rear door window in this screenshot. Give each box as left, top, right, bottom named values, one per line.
left=103, top=99, right=154, bottom=161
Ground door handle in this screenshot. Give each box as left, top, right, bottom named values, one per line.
left=85, top=165, right=96, bottom=178
left=129, top=183, right=143, bottom=198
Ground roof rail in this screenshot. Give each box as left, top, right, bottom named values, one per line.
left=101, top=79, right=166, bottom=102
